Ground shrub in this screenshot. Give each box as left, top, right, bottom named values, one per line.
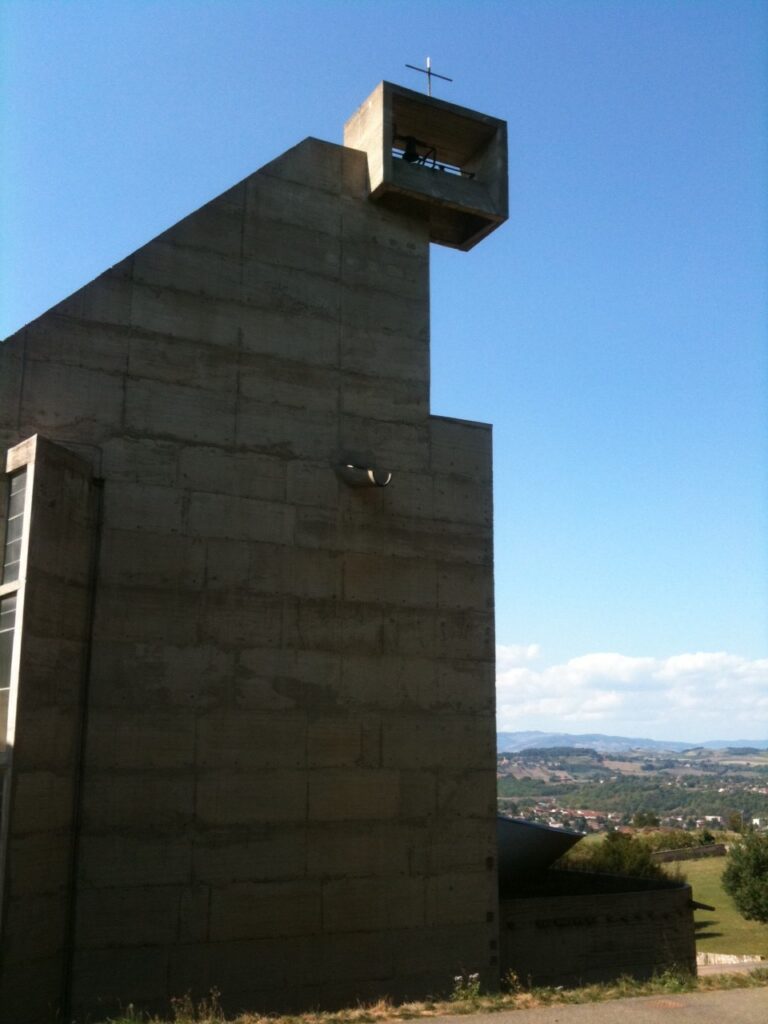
left=722, top=831, right=768, bottom=922
left=561, top=832, right=669, bottom=880
left=634, top=829, right=695, bottom=852
left=450, top=970, right=481, bottom=1002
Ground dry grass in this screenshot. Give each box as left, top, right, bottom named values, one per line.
left=99, top=968, right=768, bottom=1024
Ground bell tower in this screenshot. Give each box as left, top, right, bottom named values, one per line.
left=344, top=81, right=508, bottom=251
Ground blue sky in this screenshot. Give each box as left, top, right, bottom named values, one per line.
left=2, top=1, right=766, bottom=739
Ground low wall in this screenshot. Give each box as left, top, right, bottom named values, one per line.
left=651, top=844, right=726, bottom=863
left=500, top=878, right=696, bottom=987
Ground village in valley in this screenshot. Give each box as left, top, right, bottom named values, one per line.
left=497, top=741, right=768, bottom=835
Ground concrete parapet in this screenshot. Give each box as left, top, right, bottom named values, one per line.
left=500, top=880, right=697, bottom=987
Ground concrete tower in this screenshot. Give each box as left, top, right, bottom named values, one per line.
left=0, top=83, right=508, bottom=1022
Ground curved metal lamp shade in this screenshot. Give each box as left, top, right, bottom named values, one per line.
left=337, top=464, right=392, bottom=488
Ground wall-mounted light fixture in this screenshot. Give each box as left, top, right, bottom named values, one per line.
left=337, top=464, right=392, bottom=488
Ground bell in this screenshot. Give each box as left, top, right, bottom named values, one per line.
left=401, top=136, right=420, bottom=163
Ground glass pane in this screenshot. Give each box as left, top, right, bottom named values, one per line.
left=9, top=470, right=26, bottom=496
left=0, top=635, right=13, bottom=691
left=0, top=689, right=7, bottom=749
left=0, top=593, right=16, bottom=623
left=0, top=596, right=16, bottom=695
left=2, top=541, right=21, bottom=584
left=4, top=514, right=22, bottom=543
left=4, top=470, right=27, bottom=585
left=7, top=491, right=25, bottom=520
left=2, top=564, right=19, bottom=585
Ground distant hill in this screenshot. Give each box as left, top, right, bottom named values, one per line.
left=496, top=730, right=768, bottom=754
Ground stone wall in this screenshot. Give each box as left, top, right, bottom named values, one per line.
left=0, top=138, right=497, bottom=1021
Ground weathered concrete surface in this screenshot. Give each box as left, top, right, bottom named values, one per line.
left=0, top=437, right=99, bottom=1024
left=0, top=126, right=499, bottom=1021
left=344, top=82, right=508, bottom=250
left=501, top=884, right=696, bottom=988
left=426, top=987, right=768, bottom=1024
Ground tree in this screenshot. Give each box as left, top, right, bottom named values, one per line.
left=722, top=832, right=768, bottom=923
left=633, top=810, right=660, bottom=828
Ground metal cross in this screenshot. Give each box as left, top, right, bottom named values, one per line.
left=405, top=57, right=453, bottom=97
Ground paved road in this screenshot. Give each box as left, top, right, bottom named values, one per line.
left=428, top=987, right=767, bottom=1024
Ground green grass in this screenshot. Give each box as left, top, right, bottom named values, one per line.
left=574, top=832, right=605, bottom=847
left=682, top=856, right=768, bottom=957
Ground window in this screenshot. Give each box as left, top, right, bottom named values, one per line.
left=1, top=469, right=27, bottom=747
left=2, top=469, right=27, bottom=584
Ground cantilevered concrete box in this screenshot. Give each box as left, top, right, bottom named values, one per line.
left=344, top=82, right=508, bottom=251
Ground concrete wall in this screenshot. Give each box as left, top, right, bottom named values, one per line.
left=0, top=437, right=98, bottom=1023
left=500, top=883, right=697, bottom=987
left=0, top=138, right=497, bottom=1020
left=651, top=844, right=726, bottom=863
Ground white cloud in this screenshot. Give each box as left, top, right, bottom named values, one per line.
left=496, top=643, right=541, bottom=669
left=496, top=646, right=768, bottom=741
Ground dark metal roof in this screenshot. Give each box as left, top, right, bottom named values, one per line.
left=497, top=815, right=584, bottom=878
